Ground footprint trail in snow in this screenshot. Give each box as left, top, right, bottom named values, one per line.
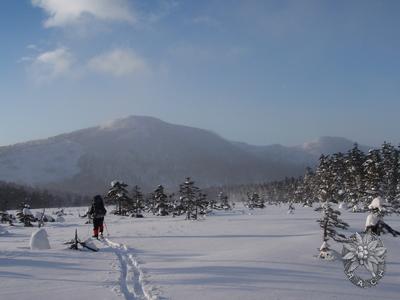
left=103, top=238, right=159, bottom=300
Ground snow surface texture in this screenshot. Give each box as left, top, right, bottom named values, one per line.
left=0, top=205, right=399, bottom=300
left=56, top=215, right=65, bottom=223
left=30, top=228, right=51, bottom=250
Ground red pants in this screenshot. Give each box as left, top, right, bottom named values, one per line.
left=93, top=217, right=104, bottom=236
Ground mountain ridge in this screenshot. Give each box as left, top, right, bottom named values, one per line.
left=0, top=115, right=370, bottom=194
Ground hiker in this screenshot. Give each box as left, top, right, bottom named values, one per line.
left=88, top=195, right=107, bottom=238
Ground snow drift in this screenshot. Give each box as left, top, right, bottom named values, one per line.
left=30, top=228, right=51, bottom=250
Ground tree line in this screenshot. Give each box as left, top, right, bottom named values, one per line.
left=0, top=181, right=91, bottom=210
left=104, top=177, right=232, bottom=220
left=217, top=142, right=400, bottom=214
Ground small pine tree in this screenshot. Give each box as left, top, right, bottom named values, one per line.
left=16, top=203, right=35, bottom=227
left=363, top=149, right=383, bottom=206
left=218, top=192, right=232, bottom=210
left=153, top=185, right=169, bottom=216
left=345, top=144, right=366, bottom=209
left=106, top=181, right=131, bottom=215
left=296, top=167, right=317, bottom=207
left=0, top=211, right=13, bottom=225
left=179, top=177, right=207, bottom=220
left=380, top=142, right=400, bottom=214
left=246, top=192, right=265, bottom=209
left=314, top=155, right=349, bottom=258
left=131, top=185, right=145, bottom=217
left=0, top=199, right=13, bottom=225
left=315, top=201, right=348, bottom=243
left=212, top=191, right=231, bottom=210
left=171, top=195, right=186, bottom=217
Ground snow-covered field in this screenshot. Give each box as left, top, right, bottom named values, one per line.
left=1, top=205, right=399, bottom=300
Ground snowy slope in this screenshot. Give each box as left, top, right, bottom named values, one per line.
left=0, top=139, right=84, bottom=185
left=0, top=116, right=305, bottom=193
left=234, top=137, right=370, bottom=167
left=0, top=116, right=369, bottom=194
left=1, top=205, right=399, bottom=300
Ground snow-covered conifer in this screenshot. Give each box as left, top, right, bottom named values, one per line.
left=246, top=192, right=265, bottom=209
left=380, top=142, right=400, bottom=214
left=344, top=144, right=366, bottom=209
left=153, top=185, right=169, bottom=216
left=179, top=177, right=207, bottom=220
left=363, top=149, right=383, bottom=205
left=314, top=155, right=349, bottom=258
left=16, top=203, right=35, bottom=227
left=106, top=180, right=131, bottom=215
left=131, top=185, right=145, bottom=217
left=214, top=192, right=231, bottom=210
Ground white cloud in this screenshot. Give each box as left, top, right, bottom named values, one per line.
left=31, top=0, right=135, bottom=28
left=30, top=47, right=74, bottom=82
left=17, top=56, right=34, bottom=63
left=27, top=44, right=39, bottom=50
left=87, top=49, right=147, bottom=77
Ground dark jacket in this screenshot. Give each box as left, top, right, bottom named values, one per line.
left=89, top=196, right=107, bottom=219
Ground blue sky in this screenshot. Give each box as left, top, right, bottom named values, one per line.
left=1, top=0, right=399, bottom=147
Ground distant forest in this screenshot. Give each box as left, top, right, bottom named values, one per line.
left=213, top=142, right=400, bottom=213
left=1, top=142, right=399, bottom=212
left=0, top=181, right=91, bottom=210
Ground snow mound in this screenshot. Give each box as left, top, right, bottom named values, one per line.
left=368, top=196, right=384, bottom=211
left=30, top=228, right=51, bottom=250
left=365, top=213, right=379, bottom=227
left=83, top=238, right=99, bottom=251
left=56, top=216, right=65, bottom=222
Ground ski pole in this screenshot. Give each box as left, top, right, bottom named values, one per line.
left=104, top=222, right=110, bottom=237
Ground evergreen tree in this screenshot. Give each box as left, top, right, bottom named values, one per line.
left=131, top=185, right=145, bottom=217
left=380, top=142, right=400, bottom=214
left=179, top=177, right=208, bottom=220
left=330, top=153, right=347, bottom=204
left=316, top=201, right=349, bottom=260
left=246, top=192, right=265, bottom=209
left=153, top=185, right=169, bottom=216
left=0, top=210, right=13, bottom=225
left=363, top=149, right=384, bottom=207
left=16, top=203, right=35, bottom=227
left=106, top=181, right=131, bottom=215
left=208, top=195, right=217, bottom=210
left=345, top=144, right=366, bottom=209
left=314, top=155, right=349, bottom=258
left=215, top=191, right=231, bottom=210
left=296, top=167, right=317, bottom=207
left=0, top=199, right=13, bottom=225
left=172, top=196, right=186, bottom=217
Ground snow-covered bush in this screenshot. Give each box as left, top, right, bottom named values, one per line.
left=16, top=204, right=35, bottom=227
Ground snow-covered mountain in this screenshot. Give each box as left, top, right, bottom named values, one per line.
left=235, top=136, right=370, bottom=166
left=300, top=136, right=370, bottom=157
left=0, top=116, right=368, bottom=194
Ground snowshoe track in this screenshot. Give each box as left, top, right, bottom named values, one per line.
left=104, top=238, right=158, bottom=300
